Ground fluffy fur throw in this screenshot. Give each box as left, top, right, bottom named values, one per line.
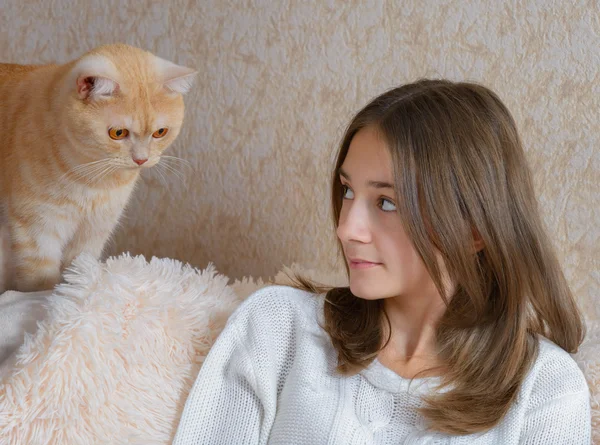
left=0, top=254, right=249, bottom=444
left=0, top=254, right=597, bottom=444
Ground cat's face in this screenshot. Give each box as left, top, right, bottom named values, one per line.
left=63, top=44, right=196, bottom=171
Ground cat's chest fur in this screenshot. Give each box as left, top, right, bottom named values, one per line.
left=40, top=176, right=140, bottom=251
left=62, top=177, right=138, bottom=218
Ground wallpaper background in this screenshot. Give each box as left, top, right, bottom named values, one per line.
left=2, top=0, right=598, bottom=317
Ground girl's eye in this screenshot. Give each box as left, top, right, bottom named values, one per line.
left=379, top=198, right=397, bottom=212
left=341, top=184, right=354, bottom=199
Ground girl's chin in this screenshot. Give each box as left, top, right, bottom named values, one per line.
left=349, top=281, right=387, bottom=301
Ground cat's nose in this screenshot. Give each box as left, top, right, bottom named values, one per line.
left=133, top=158, right=148, bottom=166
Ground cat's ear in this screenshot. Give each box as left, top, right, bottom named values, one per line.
left=153, top=56, right=197, bottom=95
left=71, top=55, right=120, bottom=100
left=76, top=75, right=119, bottom=99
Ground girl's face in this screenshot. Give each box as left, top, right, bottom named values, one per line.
left=337, top=126, right=440, bottom=302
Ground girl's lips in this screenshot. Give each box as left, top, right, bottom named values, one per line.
left=348, top=259, right=381, bottom=270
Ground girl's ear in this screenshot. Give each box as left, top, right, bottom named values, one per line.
left=472, top=227, right=485, bottom=253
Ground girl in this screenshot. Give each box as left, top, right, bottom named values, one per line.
left=174, top=79, right=591, bottom=444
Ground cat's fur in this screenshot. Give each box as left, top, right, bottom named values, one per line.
left=0, top=44, right=196, bottom=292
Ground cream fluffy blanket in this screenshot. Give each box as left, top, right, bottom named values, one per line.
left=0, top=254, right=597, bottom=444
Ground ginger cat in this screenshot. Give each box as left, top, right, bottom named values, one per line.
left=0, top=44, right=196, bottom=292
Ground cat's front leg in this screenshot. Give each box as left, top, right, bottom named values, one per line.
left=61, top=223, right=112, bottom=270
left=61, top=207, right=124, bottom=271
left=10, top=212, right=76, bottom=292
left=62, top=182, right=136, bottom=271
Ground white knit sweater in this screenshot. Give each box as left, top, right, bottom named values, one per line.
left=174, top=286, right=591, bottom=444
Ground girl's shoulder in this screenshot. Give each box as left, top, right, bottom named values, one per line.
left=521, top=337, right=589, bottom=407
left=227, top=284, right=325, bottom=335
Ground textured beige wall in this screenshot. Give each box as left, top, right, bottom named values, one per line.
left=2, top=1, right=598, bottom=319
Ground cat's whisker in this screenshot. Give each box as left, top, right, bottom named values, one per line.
left=159, top=162, right=185, bottom=181
left=162, top=164, right=187, bottom=181
left=73, top=163, right=111, bottom=179
left=59, top=158, right=113, bottom=182
left=159, top=157, right=186, bottom=176
left=84, top=168, right=108, bottom=186
left=98, top=165, right=121, bottom=185
left=161, top=155, right=191, bottom=164
left=75, top=163, right=113, bottom=184
left=86, top=163, right=118, bottom=186
left=160, top=155, right=193, bottom=171
left=161, top=168, right=185, bottom=184
left=64, top=159, right=117, bottom=184
left=71, top=158, right=113, bottom=170
left=153, top=164, right=170, bottom=188
left=72, top=166, right=110, bottom=185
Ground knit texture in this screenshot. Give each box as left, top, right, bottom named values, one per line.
left=174, top=285, right=591, bottom=444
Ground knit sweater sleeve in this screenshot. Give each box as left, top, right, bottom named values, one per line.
left=173, top=286, right=305, bottom=445
left=172, top=294, right=268, bottom=445
left=519, top=390, right=590, bottom=444
left=518, top=341, right=591, bottom=444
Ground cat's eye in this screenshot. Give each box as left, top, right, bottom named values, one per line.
left=108, top=128, right=129, bottom=140
left=152, top=128, right=169, bottom=139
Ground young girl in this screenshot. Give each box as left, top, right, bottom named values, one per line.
left=173, top=80, right=591, bottom=444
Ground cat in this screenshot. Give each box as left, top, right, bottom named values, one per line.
left=0, top=44, right=196, bottom=292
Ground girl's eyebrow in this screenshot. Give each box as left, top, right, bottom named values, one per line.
left=339, top=168, right=394, bottom=190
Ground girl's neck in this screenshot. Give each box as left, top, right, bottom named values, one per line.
left=377, top=292, right=447, bottom=379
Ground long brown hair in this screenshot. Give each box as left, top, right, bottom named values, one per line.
left=299, top=79, right=585, bottom=435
